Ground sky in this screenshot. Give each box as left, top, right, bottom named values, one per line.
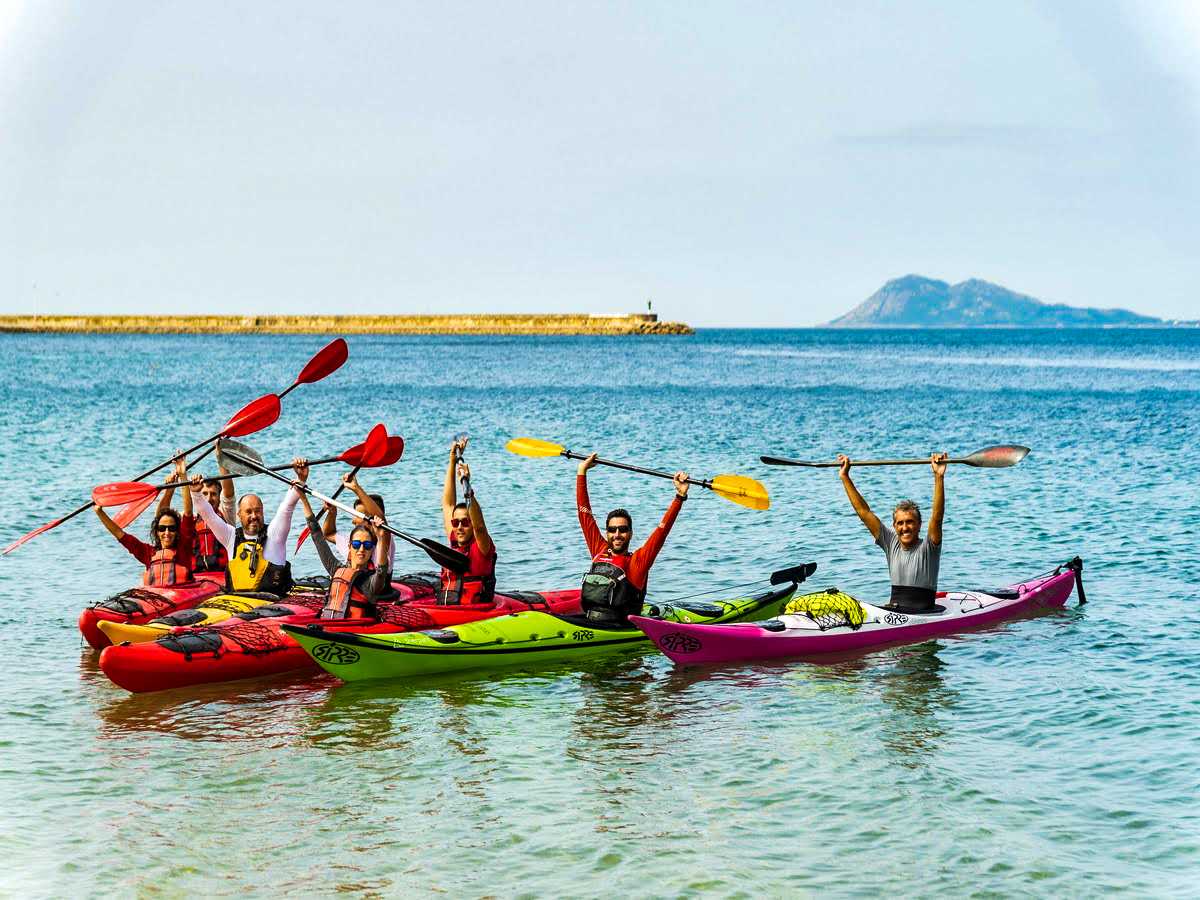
left=1, top=1, right=1198, bottom=325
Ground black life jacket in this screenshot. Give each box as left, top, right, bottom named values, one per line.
left=580, top=557, right=644, bottom=623
left=225, top=526, right=292, bottom=596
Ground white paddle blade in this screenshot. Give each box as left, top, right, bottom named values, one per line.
left=217, top=438, right=263, bottom=476
left=963, top=445, right=1030, bottom=468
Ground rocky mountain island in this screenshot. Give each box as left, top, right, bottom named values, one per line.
left=829, top=276, right=1163, bottom=327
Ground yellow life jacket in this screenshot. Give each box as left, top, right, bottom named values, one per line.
left=226, top=530, right=270, bottom=592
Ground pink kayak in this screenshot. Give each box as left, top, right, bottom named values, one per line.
left=631, top=558, right=1084, bottom=666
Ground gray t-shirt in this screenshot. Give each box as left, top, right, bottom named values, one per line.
left=876, top=524, right=941, bottom=590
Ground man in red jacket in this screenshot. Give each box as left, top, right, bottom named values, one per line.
left=576, top=452, right=689, bottom=625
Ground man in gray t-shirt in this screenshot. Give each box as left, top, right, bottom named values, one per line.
left=837, top=451, right=947, bottom=612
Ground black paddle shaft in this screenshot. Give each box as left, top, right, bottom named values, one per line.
left=560, top=450, right=712, bottom=489
left=221, top=449, right=469, bottom=574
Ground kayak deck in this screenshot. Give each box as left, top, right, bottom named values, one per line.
left=283, top=580, right=801, bottom=682
left=631, top=560, right=1083, bottom=666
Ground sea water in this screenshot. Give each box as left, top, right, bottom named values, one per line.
left=0, top=328, right=1196, bottom=897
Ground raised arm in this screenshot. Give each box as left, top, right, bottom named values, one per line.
left=838, top=454, right=881, bottom=540
left=458, top=462, right=493, bottom=557
left=575, top=453, right=606, bottom=557
left=190, top=473, right=236, bottom=551
left=156, top=452, right=186, bottom=517
left=928, top=452, right=946, bottom=545
left=300, top=496, right=340, bottom=576
left=94, top=505, right=125, bottom=541
left=442, top=437, right=465, bottom=533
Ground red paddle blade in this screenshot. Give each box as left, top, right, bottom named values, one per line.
left=294, top=524, right=313, bottom=553
left=294, top=338, right=348, bottom=385
left=111, top=493, right=156, bottom=527
left=3, top=518, right=65, bottom=555
left=222, top=394, right=281, bottom=438
left=362, top=424, right=389, bottom=466
left=340, top=434, right=404, bottom=467
left=92, top=482, right=158, bottom=508
left=378, top=436, right=404, bottom=466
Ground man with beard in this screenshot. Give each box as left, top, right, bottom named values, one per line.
left=189, top=458, right=309, bottom=595
left=575, top=452, right=689, bottom=625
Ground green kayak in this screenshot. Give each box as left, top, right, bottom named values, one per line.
left=281, top=566, right=813, bottom=682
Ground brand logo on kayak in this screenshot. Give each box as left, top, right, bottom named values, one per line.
left=312, top=642, right=360, bottom=665
left=884, top=613, right=909, bottom=625
left=659, top=632, right=702, bottom=654
left=571, top=630, right=594, bottom=641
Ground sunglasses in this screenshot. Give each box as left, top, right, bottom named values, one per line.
left=450, top=517, right=471, bottom=527
left=156, top=524, right=179, bottom=532
left=606, top=525, right=631, bottom=534
left=350, top=539, right=376, bottom=550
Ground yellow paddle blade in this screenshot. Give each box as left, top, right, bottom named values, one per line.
left=709, top=474, right=770, bottom=510
left=505, top=436, right=566, bottom=458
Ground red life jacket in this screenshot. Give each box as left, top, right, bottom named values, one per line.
left=192, top=515, right=228, bottom=573
left=439, top=537, right=497, bottom=605
left=143, top=548, right=191, bottom=587
left=321, top=564, right=376, bottom=620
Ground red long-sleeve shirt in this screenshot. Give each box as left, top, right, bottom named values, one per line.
left=576, top=472, right=683, bottom=593
left=117, top=516, right=196, bottom=571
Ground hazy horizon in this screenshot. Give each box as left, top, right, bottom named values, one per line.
left=3, top=2, right=1198, bottom=326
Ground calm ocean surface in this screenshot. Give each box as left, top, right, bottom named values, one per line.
left=0, top=328, right=1197, bottom=897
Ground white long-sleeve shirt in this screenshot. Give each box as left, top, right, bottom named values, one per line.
left=193, top=486, right=301, bottom=566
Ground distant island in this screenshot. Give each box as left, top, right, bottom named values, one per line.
left=0, top=313, right=692, bottom=336
left=828, top=275, right=1175, bottom=328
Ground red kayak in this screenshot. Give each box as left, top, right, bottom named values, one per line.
left=98, top=580, right=582, bottom=693
left=79, top=572, right=225, bottom=649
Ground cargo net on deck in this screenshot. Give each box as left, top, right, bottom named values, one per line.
left=377, top=603, right=437, bottom=630
left=783, top=590, right=867, bottom=631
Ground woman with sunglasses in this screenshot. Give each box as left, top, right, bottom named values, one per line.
left=296, top=487, right=393, bottom=620
left=439, top=437, right=497, bottom=605
left=575, top=451, right=689, bottom=625
left=94, top=455, right=197, bottom=586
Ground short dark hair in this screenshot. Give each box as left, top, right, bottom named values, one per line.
left=605, top=508, right=632, bottom=528
left=453, top=501, right=469, bottom=516
left=354, top=493, right=386, bottom=514
left=202, top=478, right=221, bottom=491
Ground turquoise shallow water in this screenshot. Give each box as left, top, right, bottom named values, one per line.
left=0, top=328, right=1197, bottom=897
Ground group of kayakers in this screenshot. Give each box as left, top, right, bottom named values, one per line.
left=96, top=438, right=951, bottom=623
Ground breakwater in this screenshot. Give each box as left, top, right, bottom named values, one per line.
left=0, top=313, right=692, bottom=335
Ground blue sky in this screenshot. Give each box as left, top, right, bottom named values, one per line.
left=2, top=1, right=1197, bottom=325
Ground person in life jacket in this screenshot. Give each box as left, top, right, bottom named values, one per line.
left=438, top=436, right=497, bottom=605
left=94, top=455, right=196, bottom=586
left=576, top=452, right=689, bottom=625
left=837, top=451, right=947, bottom=613
left=321, top=474, right=395, bottom=569
left=297, top=490, right=394, bottom=619
left=153, top=447, right=236, bottom=573
left=188, top=457, right=309, bottom=596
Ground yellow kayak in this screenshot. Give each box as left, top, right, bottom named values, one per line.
left=96, top=593, right=279, bottom=644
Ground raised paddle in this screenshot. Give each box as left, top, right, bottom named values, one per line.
left=92, top=452, right=400, bottom=510
left=455, top=433, right=473, bottom=506
left=293, top=426, right=403, bottom=552
left=505, top=437, right=770, bottom=510
left=2, top=394, right=281, bottom=556
left=220, top=447, right=468, bottom=574
left=3, top=340, right=348, bottom=556
left=759, top=445, right=1031, bottom=468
